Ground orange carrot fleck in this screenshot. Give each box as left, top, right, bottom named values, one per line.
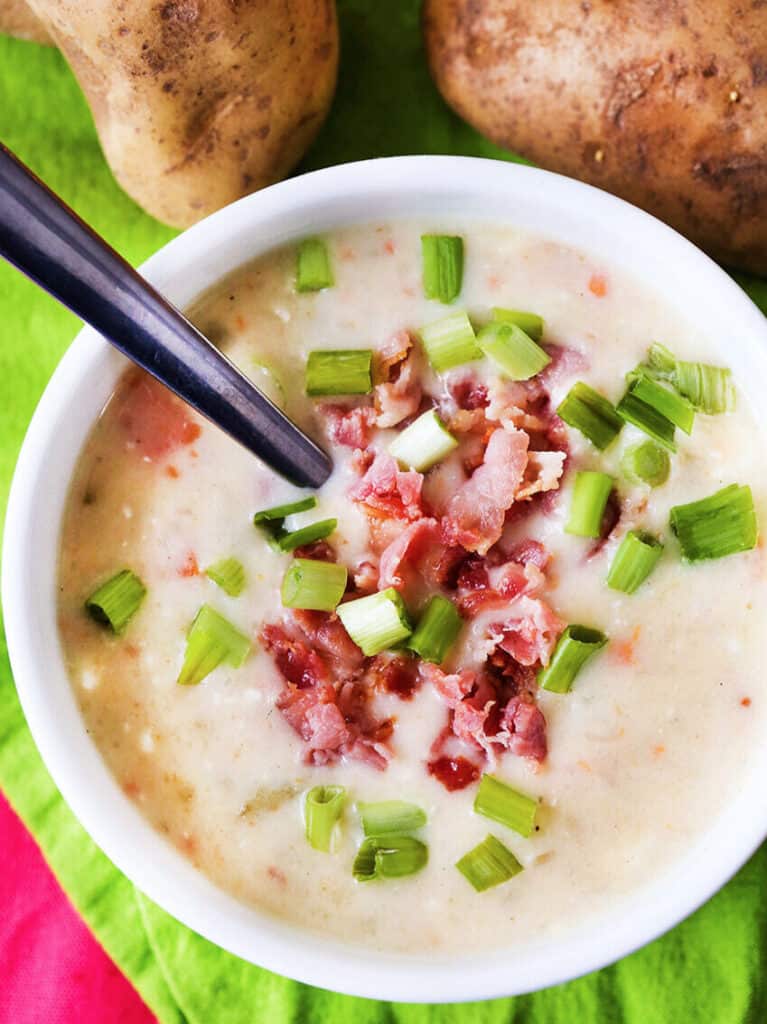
left=611, top=625, right=641, bottom=665
left=166, top=465, right=180, bottom=479
left=588, top=273, right=608, bottom=297
left=652, top=744, right=666, bottom=757
left=340, top=246, right=356, bottom=261
left=577, top=759, right=592, bottom=773
left=179, top=553, right=199, bottom=578
left=384, top=239, right=395, bottom=255
left=182, top=421, right=201, bottom=445
left=234, top=313, right=247, bottom=331
left=122, top=780, right=140, bottom=799
left=268, top=865, right=288, bottom=885
left=741, top=697, right=752, bottom=707
left=189, top=449, right=199, bottom=459
left=487, top=274, right=502, bottom=291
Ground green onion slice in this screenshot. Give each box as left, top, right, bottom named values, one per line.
left=296, top=237, right=333, bottom=292
left=627, top=372, right=695, bottom=434
left=616, top=388, right=677, bottom=450
left=275, top=518, right=337, bottom=553
left=492, top=307, right=544, bottom=342
left=565, top=471, right=614, bottom=538
left=644, top=344, right=736, bottom=414
left=539, top=625, right=607, bottom=694
left=305, top=350, right=372, bottom=396
left=418, top=311, right=483, bottom=372
left=281, top=558, right=347, bottom=611
left=352, top=834, right=428, bottom=882
left=620, top=440, right=670, bottom=487
left=205, top=557, right=246, bottom=597
left=421, top=234, right=464, bottom=304
left=388, top=410, right=458, bottom=472
left=85, top=569, right=146, bottom=633
left=358, top=800, right=426, bottom=836
left=473, top=774, right=538, bottom=838
left=606, top=531, right=663, bottom=594
left=670, top=484, right=757, bottom=561
left=456, top=834, right=523, bottom=892
left=305, top=785, right=346, bottom=852
left=647, top=343, right=677, bottom=377
left=336, top=587, right=413, bottom=656
left=557, top=382, right=623, bottom=450
left=407, top=594, right=462, bottom=664
left=253, top=497, right=317, bottom=522
left=177, top=604, right=250, bottom=686
left=476, top=321, right=551, bottom=381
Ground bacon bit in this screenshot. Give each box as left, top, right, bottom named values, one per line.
left=588, top=273, right=608, bottom=297
left=179, top=553, right=199, bottom=578
left=373, top=331, right=422, bottom=428
left=368, top=656, right=421, bottom=700
left=449, top=376, right=489, bottom=411
left=350, top=452, right=424, bottom=521
left=587, top=489, right=621, bottom=558
left=378, top=517, right=440, bottom=589
left=320, top=404, right=376, bottom=449
left=292, top=539, right=336, bottom=562
left=427, top=756, right=481, bottom=791
left=234, top=313, right=247, bottom=331
left=122, top=780, right=141, bottom=799
left=267, top=865, right=288, bottom=885
left=610, top=625, right=641, bottom=666
left=741, top=697, right=752, bottom=707
left=383, top=238, right=395, bottom=255
left=117, top=372, right=202, bottom=460
left=352, top=559, right=379, bottom=594
left=261, top=623, right=327, bottom=688
left=166, top=465, right=180, bottom=479
left=507, top=539, right=551, bottom=571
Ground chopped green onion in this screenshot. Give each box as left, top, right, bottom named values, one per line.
left=418, top=311, right=483, bottom=372
left=305, top=350, right=372, bottom=396
left=85, top=569, right=146, bottom=633
left=620, top=440, right=670, bottom=487
left=607, top=531, right=664, bottom=594
left=644, top=344, right=736, bottom=414
left=253, top=497, right=317, bottom=522
left=492, top=307, right=544, bottom=342
left=305, top=785, right=346, bottom=852
left=388, top=410, right=458, bottom=472
left=674, top=361, right=736, bottom=414
left=407, top=595, right=462, bottom=664
left=276, top=518, right=337, bottom=553
left=251, top=361, right=286, bottom=408
left=296, top=237, right=333, bottom=292
left=336, top=587, right=412, bottom=656
left=539, top=625, right=607, bottom=694
left=281, top=558, right=347, bottom=611
left=456, top=834, right=523, bottom=892
left=557, top=382, right=623, bottom=450
left=627, top=373, right=695, bottom=434
left=352, top=834, right=428, bottom=882
left=205, top=557, right=246, bottom=597
left=476, top=322, right=551, bottom=381
left=358, top=800, right=426, bottom=836
left=670, top=484, right=757, bottom=562
left=473, top=774, right=538, bottom=838
left=421, top=234, right=464, bottom=304
left=565, top=471, right=614, bottom=538
left=177, top=604, right=250, bottom=686
left=616, top=388, right=677, bottom=450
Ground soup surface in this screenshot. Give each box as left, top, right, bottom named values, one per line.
left=58, top=221, right=767, bottom=953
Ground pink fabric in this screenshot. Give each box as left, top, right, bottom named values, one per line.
left=0, top=791, right=155, bottom=1024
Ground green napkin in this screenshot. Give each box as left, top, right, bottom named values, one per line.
left=1, top=4, right=767, bottom=1021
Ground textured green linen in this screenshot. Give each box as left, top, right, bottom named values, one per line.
left=1, top=5, right=767, bottom=1021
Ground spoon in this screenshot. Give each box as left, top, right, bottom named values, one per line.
left=0, top=143, right=333, bottom=490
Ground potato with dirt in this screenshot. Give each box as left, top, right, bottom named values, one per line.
left=24, top=0, right=338, bottom=227
left=423, top=0, right=767, bottom=274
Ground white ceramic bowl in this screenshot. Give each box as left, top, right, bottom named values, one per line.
left=4, top=156, right=767, bottom=1002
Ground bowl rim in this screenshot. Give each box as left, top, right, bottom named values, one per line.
left=4, top=155, right=767, bottom=1003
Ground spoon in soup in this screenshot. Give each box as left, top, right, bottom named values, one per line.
left=0, top=143, right=333, bottom=489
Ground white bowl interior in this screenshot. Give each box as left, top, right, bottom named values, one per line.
left=4, top=157, right=767, bottom=1002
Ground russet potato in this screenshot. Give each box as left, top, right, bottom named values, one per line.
left=25, top=0, right=338, bottom=227
left=423, top=0, right=767, bottom=274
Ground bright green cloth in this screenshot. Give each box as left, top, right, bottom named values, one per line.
left=1, top=5, right=767, bottom=1021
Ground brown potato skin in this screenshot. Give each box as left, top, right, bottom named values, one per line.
left=27, top=0, right=338, bottom=227
left=423, top=0, right=767, bottom=274
left=0, top=0, right=52, bottom=43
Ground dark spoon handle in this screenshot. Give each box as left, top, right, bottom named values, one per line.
left=0, top=144, right=332, bottom=489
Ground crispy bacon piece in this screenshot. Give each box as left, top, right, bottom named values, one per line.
left=497, top=696, right=548, bottom=761
left=117, top=372, right=201, bottom=460
left=506, top=539, right=550, bottom=571
left=442, top=427, right=529, bottom=554
left=321, top=404, right=376, bottom=449
left=420, top=663, right=476, bottom=707
left=289, top=610, right=366, bottom=674
left=427, top=755, right=481, bottom=791
left=539, top=344, right=589, bottom=386
left=350, top=452, right=424, bottom=521
left=292, top=539, right=336, bottom=562
left=261, top=624, right=327, bottom=688
left=516, top=450, right=566, bottom=501
left=352, top=559, right=379, bottom=594
left=378, top=517, right=440, bottom=589
left=492, top=596, right=565, bottom=667
left=373, top=331, right=422, bottom=428
left=368, top=654, right=421, bottom=700
left=448, top=375, right=489, bottom=411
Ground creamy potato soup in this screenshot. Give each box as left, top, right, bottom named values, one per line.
left=58, top=222, right=767, bottom=953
